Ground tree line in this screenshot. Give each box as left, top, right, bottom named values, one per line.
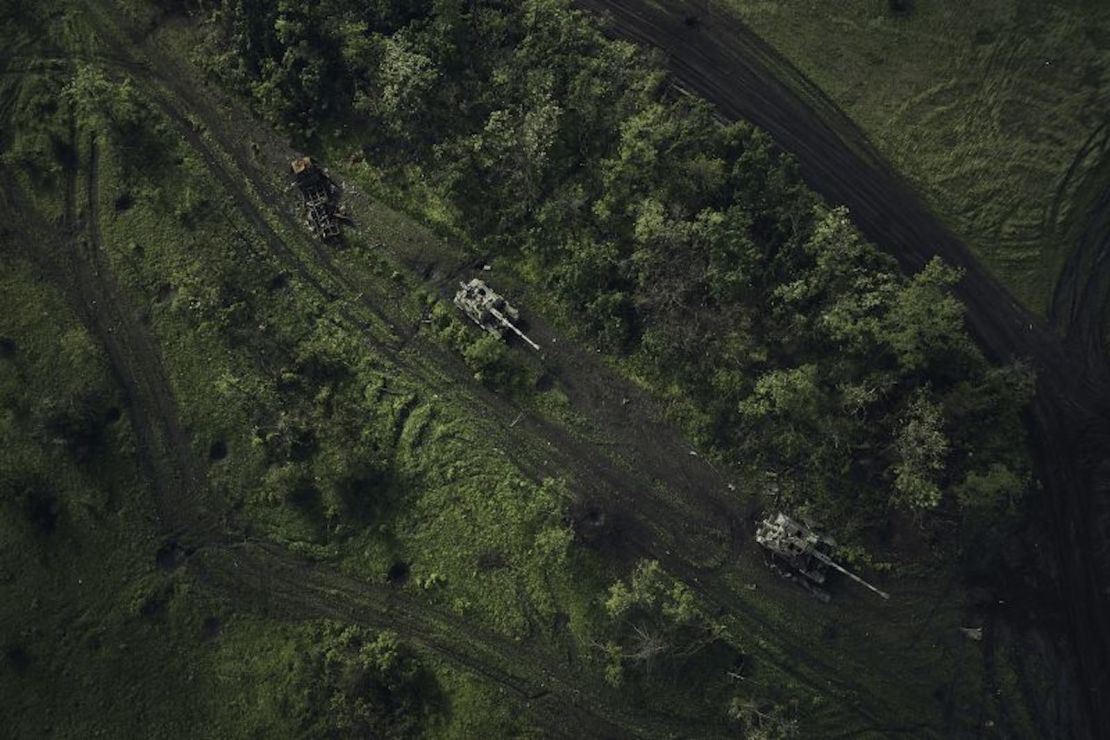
left=193, top=0, right=1033, bottom=545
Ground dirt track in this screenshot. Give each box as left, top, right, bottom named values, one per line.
left=3, top=0, right=1054, bottom=734
left=571, top=0, right=1110, bottom=734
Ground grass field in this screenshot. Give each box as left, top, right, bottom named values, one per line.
left=717, top=0, right=1110, bottom=315
left=0, top=0, right=1064, bottom=735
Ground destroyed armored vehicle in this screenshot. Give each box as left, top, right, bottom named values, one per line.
left=453, top=278, right=539, bottom=350
left=755, top=512, right=889, bottom=602
left=290, top=157, right=341, bottom=240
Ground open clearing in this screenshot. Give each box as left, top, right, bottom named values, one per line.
left=713, top=0, right=1110, bottom=321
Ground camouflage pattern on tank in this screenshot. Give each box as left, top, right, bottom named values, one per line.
left=453, top=278, right=539, bottom=350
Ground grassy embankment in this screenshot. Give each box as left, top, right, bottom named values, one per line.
left=718, top=0, right=1110, bottom=316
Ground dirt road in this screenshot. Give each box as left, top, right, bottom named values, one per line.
left=571, top=0, right=1110, bottom=734
left=32, top=0, right=1055, bottom=734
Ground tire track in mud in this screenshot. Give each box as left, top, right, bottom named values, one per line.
left=1, top=124, right=210, bottom=540
left=1051, top=174, right=1110, bottom=366
left=126, top=58, right=914, bottom=737
left=0, top=114, right=635, bottom=734
left=195, top=541, right=712, bottom=740
left=5, top=19, right=660, bottom=740
left=82, top=133, right=213, bottom=538
left=71, top=2, right=991, bottom=734
left=45, top=9, right=728, bottom=735
left=13, top=137, right=644, bottom=738
left=574, top=1, right=1110, bottom=734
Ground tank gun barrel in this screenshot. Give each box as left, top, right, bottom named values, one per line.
left=812, top=551, right=890, bottom=600
left=489, top=307, right=540, bottom=351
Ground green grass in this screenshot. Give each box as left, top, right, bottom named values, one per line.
left=718, top=0, right=1110, bottom=314
left=0, top=1, right=1064, bottom=735
left=0, top=256, right=217, bottom=737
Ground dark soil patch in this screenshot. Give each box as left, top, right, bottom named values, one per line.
left=154, top=282, right=174, bottom=303
left=553, top=612, right=570, bottom=631
left=5, top=645, right=31, bottom=674
left=132, top=243, right=145, bottom=258
left=201, top=615, right=222, bottom=640
left=209, top=439, right=228, bottom=461
left=155, top=540, right=188, bottom=571
left=104, top=405, right=122, bottom=424
left=267, top=273, right=289, bottom=292
left=0, top=336, right=16, bottom=358
left=387, top=560, right=410, bottom=585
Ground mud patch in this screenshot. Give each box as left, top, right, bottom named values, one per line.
left=0, top=336, right=16, bottom=358
left=209, top=439, right=228, bottom=461
left=154, top=282, right=174, bottom=304
left=387, top=560, right=410, bottom=585
left=104, top=406, right=122, bottom=424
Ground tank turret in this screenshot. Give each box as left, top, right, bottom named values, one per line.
left=755, top=513, right=889, bottom=601
left=453, top=279, right=539, bottom=350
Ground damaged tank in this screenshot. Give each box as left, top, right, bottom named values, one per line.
left=453, top=278, right=539, bottom=350
left=755, top=512, right=889, bottom=602
left=290, top=157, right=342, bottom=240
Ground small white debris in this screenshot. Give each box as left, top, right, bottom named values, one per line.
left=960, top=627, right=983, bottom=641
left=482, top=264, right=492, bottom=271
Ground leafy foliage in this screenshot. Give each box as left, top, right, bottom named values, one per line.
left=201, top=0, right=1034, bottom=539
left=598, top=560, right=723, bottom=687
